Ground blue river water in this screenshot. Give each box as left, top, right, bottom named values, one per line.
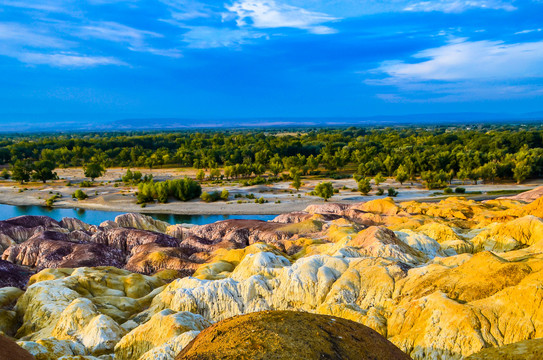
left=0, top=204, right=277, bottom=226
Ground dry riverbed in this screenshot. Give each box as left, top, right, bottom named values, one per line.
left=0, top=167, right=540, bottom=215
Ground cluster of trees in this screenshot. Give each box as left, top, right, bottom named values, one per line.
left=0, top=126, right=541, bottom=184
left=10, top=160, right=58, bottom=184
left=201, top=189, right=229, bottom=202
left=136, top=178, right=201, bottom=204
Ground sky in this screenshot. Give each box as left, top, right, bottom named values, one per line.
left=1, top=0, right=543, bottom=125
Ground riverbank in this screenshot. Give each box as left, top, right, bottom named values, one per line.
left=0, top=167, right=540, bottom=215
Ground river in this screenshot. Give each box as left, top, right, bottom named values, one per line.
left=0, top=204, right=277, bottom=226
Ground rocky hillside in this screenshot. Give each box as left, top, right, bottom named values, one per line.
left=1, top=194, right=543, bottom=359
left=176, top=310, right=411, bottom=360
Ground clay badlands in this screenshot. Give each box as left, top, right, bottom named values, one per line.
left=1, top=189, right=543, bottom=359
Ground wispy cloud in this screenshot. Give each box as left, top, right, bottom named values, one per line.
left=0, top=0, right=74, bottom=13
left=77, top=21, right=161, bottom=48
left=376, top=38, right=543, bottom=81
left=17, top=52, right=126, bottom=67
left=0, top=22, right=125, bottom=67
left=0, top=22, right=72, bottom=48
left=515, top=28, right=542, bottom=35
left=226, top=0, right=339, bottom=34
left=370, top=38, right=543, bottom=101
left=404, top=0, right=517, bottom=13
left=182, top=26, right=267, bottom=48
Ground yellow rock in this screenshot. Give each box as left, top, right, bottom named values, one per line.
left=51, top=298, right=125, bottom=355
left=523, top=196, right=543, bottom=218
left=353, top=197, right=401, bottom=215
left=394, top=251, right=532, bottom=303
left=466, top=338, right=543, bottom=359
left=471, top=215, right=543, bottom=252
left=193, top=243, right=287, bottom=280
left=417, top=222, right=461, bottom=242
left=18, top=338, right=87, bottom=360
left=114, top=310, right=210, bottom=360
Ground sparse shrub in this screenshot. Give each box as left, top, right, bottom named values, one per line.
left=387, top=187, right=398, bottom=197
left=376, top=188, right=384, bottom=196
left=45, top=193, right=61, bottom=207
left=0, top=168, right=10, bottom=179
left=220, top=189, right=229, bottom=200
left=73, top=189, right=88, bottom=200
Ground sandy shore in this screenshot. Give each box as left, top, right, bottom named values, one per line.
left=0, top=167, right=540, bottom=215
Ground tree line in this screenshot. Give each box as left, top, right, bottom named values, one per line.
left=0, top=126, right=542, bottom=185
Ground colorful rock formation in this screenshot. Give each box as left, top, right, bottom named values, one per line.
left=0, top=195, right=543, bottom=359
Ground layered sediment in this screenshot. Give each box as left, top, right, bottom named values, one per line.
left=1, top=195, right=543, bottom=359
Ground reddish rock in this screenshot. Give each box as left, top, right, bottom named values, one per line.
left=0, top=216, right=62, bottom=244
left=0, top=335, right=35, bottom=360
left=90, top=228, right=179, bottom=254
left=0, top=260, right=33, bottom=289
left=176, top=311, right=412, bottom=360
left=2, top=231, right=125, bottom=270
left=272, top=212, right=313, bottom=224
left=187, top=220, right=292, bottom=250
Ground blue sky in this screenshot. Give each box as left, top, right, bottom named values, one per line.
left=1, top=0, right=543, bottom=124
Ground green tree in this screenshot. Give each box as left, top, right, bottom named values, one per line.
left=292, top=173, right=302, bottom=191
left=122, top=169, right=133, bottom=183
left=513, top=160, right=532, bottom=184
left=11, top=160, right=32, bottom=184
left=84, top=162, right=105, bottom=181
left=0, top=168, right=10, bottom=179
left=220, top=189, right=229, bottom=200
left=196, top=169, right=205, bottom=181
left=357, top=177, right=372, bottom=195
left=133, top=171, right=142, bottom=182
left=458, top=169, right=470, bottom=185
left=374, top=173, right=385, bottom=186
left=209, top=168, right=221, bottom=180
left=383, top=155, right=396, bottom=176
left=394, top=165, right=408, bottom=185
left=156, top=182, right=168, bottom=203
left=32, top=160, right=57, bottom=183
left=314, top=182, right=334, bottom=202
left=270, top=163, right=284, bottom=177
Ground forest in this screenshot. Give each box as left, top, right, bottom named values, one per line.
left=0, top=125, right=542, bottom=186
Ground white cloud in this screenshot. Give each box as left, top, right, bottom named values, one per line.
left=376, top=38, right=543, bottom=81
left=0, top=0, right=74, bottom=13
left=182, top=26, right=267, bottom=48
left=0, top=22, right=126, bottom=67
left=77, top=21, right=160, bottom=48
left=404, top=0, right=516, bottom=13
left=0, top=22, right=72, bottom=48
left=17, top=52, right=126, bottom=67
left=226, top=0, right=339, bottom=34
left=515, top=29, right=542, bottom=35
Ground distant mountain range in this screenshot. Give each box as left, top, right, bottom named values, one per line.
left=0, top=111, right=542, bottom=133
